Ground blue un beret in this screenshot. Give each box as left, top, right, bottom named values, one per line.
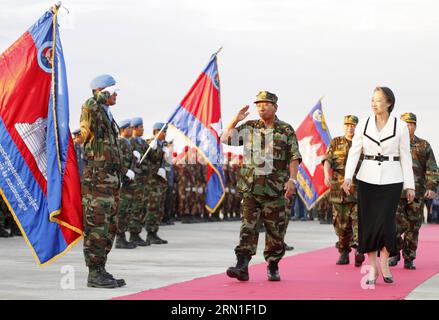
left=90, top=74, right=116, bottom=90
left=118, top=119, right=131, bottom=129
left=153, top=122, right=167, bottom=131
left=131, top=117, right=143, bottom=127
left=72, top=129, right=81, bottom=135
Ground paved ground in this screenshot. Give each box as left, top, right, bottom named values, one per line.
left=0, top=220, right=437, bottom=300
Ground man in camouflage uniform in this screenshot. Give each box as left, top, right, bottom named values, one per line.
left=72, top=129, right=85, bottom=179
left=115, top=119, right=137, bottom=249
left=128, top=117, right=150, bottom=246
left=323, top=115, right=364, bottom=267
left=389, top=113, right=439, bottom=269
left=80, top=74, right=131, bottom=288
left=145, top=122, right=169, bottom=244
left=223, top=91, right=302, bottom=281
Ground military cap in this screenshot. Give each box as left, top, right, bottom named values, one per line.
left=254, top=90, right=278, bottom=104
left=183, top=145, right=190, bottom=152
left=153, top=122, right=168, bottom=131
left=119, top=119, right=131, bottom=129
left=227, top=152, right=233, bottom=159
left=72, top=129, right=81, bottom=136
left=90, top=74, right=116, bottom=90
left=344, top=115, right=359, bottom=125
left=172, top=152, right=178, bottom=158
left=400, top=112, right=417, bottom=124
left=131, top=117, right=143, bottom=127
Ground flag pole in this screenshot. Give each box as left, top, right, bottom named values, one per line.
left=138, top=122, right=168, bottom=165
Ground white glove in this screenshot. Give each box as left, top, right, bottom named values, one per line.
left=162, top=146, right=170, bottom=156
left=126, top=169, right=135, bottom=181
left=149, top=139, right=158, bottom=150
left=197, top=187, right=204, bottom=194
left=157, top=167, right=167, bottom=180
left=192, top=187, right=197, bottom=192
left=231, top=188, right=236, bottom=194
left=133, top=150, right=141, bottom=163
left=225, top=187, right=229, bottom=193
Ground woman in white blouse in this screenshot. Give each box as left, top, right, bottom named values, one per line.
left=342, top=87, right=415, bottom=285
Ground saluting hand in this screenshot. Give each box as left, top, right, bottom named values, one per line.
left=342, top=179, right=352, bottom=195
left=235, top=105, right=250, bottom=122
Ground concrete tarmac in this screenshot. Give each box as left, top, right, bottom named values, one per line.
left=0, top=220, right=437, bottom=300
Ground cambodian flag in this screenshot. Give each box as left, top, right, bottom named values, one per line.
left=167, top=53, right=225, bottom=212
left=0, top=7, right=83, bottom=266
left=296, top=100, right=331, bottom=210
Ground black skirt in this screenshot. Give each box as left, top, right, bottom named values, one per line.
left=357, top=180, right=403, bottom=256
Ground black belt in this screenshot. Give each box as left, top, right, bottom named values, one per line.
left=364, top=154, right=400, bottom=162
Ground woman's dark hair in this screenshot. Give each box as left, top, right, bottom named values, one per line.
left=374, top=86, right=395, bottom=113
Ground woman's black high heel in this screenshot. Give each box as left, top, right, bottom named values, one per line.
left=383, top=274, right=394, bottom=283
left=365, top=269, right=379, bottom=285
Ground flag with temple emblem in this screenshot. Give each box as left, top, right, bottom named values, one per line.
left=0, top=6, right=83, bottom=266
left=167, top=52, right=225, bottom=212
left=296, top=100, right=331, bottom=210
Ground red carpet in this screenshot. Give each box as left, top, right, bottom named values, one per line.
left=114, top=224, right=439, bottom=300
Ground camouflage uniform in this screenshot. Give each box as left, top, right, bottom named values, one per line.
left=395, top=133, right=439, bottom=263
left=144, top=140, right=168, bottom=235
left=117, top=137, right=136, bottom=236
left=128, top=136, right=149, bottom=235
left=316, top=192, right=332, bottom=224
left=74, top=140, right=85, bottom=179
left=228, top=116, right=302, bottom=263
left=192, top=162, right=206, bottom=219
left=80, top=90, right=124, bottom=271
left=323, top=135, right=359, bottom=254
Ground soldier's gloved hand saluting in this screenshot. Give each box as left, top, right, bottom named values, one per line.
left=126, top=169, right=135, bottom=181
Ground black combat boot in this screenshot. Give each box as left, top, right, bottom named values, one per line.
left=115, top=233, right=137, bottom=249
left=87, top=267, right=118, bottom=288
left=129, top=232, right=150, bottom=246
left=267, top=261, right=281, bottom=281
left=99, top=267, right=126, bottom=287
left=181, top=215, right=194, bottom=224
left=336, top=252, right=349, bottom=265
left=404, top=260, right=416, bottom=270
left=284, top=243, right=294, bottom=251
left=0, top=226, right=10, bottom=238
left=388, top=252, right=400, bottom=267
left=10, top=221, right=22, bottom=237
left=354, top=250, right=365, bottom=267
left=226, top=255, right=251, bottom=281
left=147, top=232, right=168, bottom=244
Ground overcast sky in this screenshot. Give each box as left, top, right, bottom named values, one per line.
left=1, top=0, right=438, bottom=154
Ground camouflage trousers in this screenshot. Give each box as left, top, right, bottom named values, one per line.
left=191, top=190, right=205, bottom=215
left=81, top=167, right=120, bottom=268
left=235, top=193, right=287, bottom=263
left=145, top=182, right=167, bottom=233
left=332, top=202, right=358, bottom=253
left=128, top=179, right=147, bottom=234
left=395, top=198, right=424, bottom=262
left=177, top=186, right=190, bottom=216
left=117, top=184, right=136, bottom=234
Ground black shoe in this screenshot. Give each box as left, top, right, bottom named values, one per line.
left=404, top=260, right=416, bottom=270
left=115, top=233, right=137, bottom=249
left=267, top=262, right=280, bottom=281
left=129, top=233, right=150, bottom=246
left=99, top=267, right=126, bottom=287
left=336, top=252, right=349, bottom=265
left=284, top=243, right=294, bottom=251
left=10, top=223, right=22, bottom=237
left=226, top=255, right=250, bottom=281
left=87, top=269, right=118, bottom=288
left=0, top=226, right=10, bottom=238
left=181, top=216, right=194, bottom=224
left=147, top=232, right=168, bottom=244
left=354, top=250, right=365, bottom=267
left=389, top=253, right=400, bottom=267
